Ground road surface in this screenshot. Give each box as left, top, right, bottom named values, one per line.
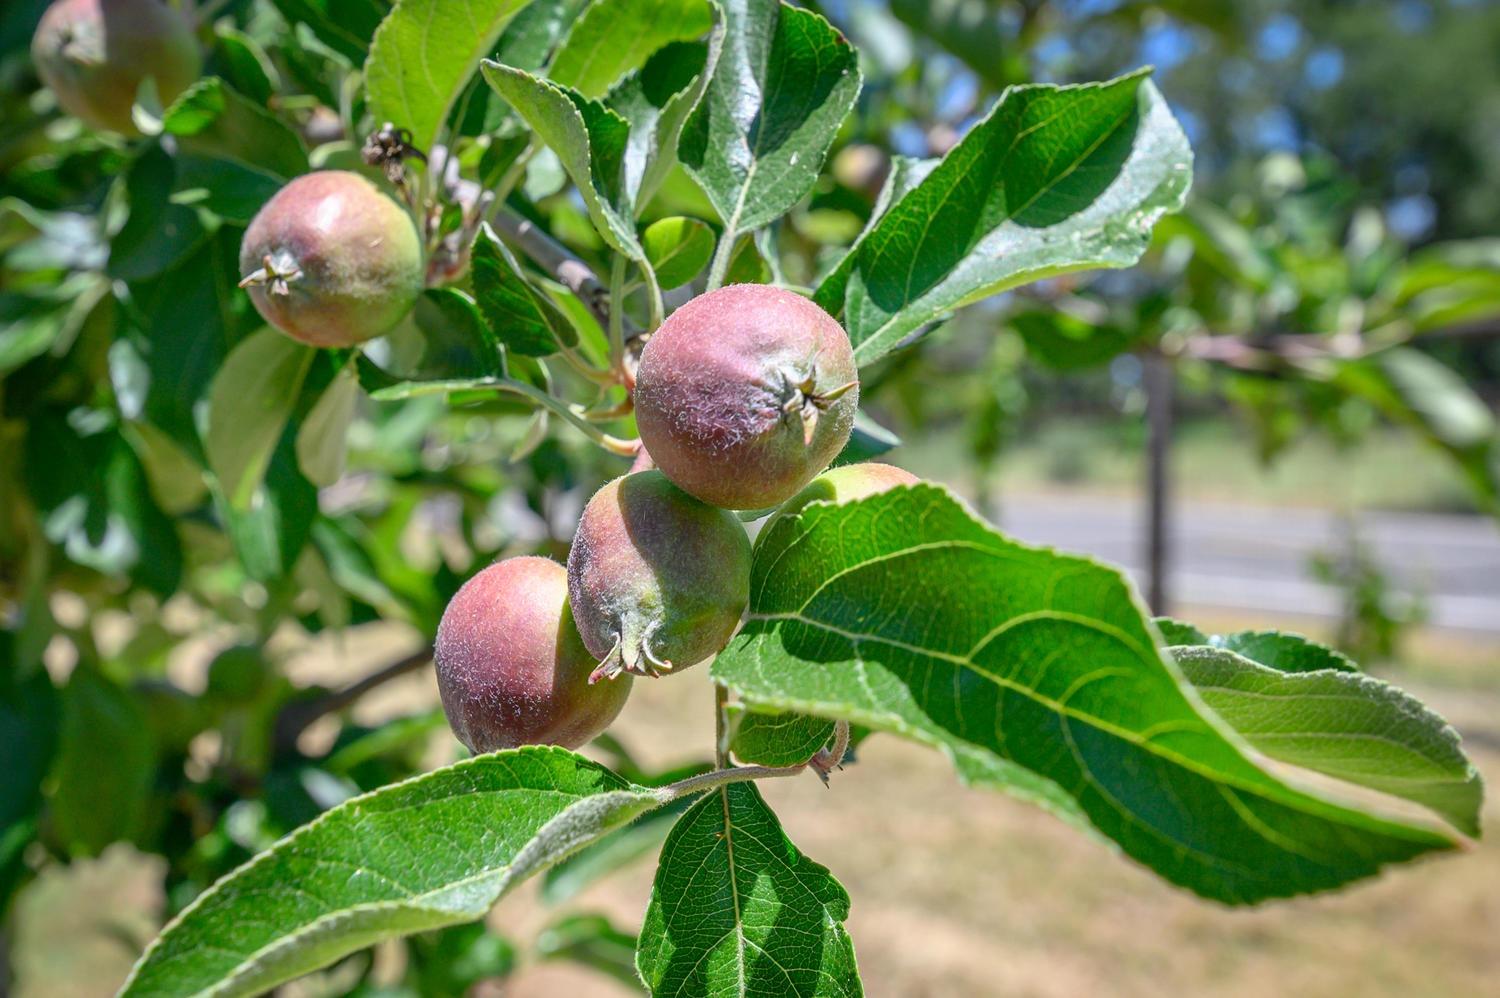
left=991, top=493, right=1500, bottom=636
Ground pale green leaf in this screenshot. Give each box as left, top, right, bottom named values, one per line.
left=550, top=0, right=713, bottom=98
left=121, top=747, right=665, bottom=998
left=679, top=0, right=861, bottom=239
left=205, top=328, right=315, bottom=510
left=637, top=782, right=860, bottom=997
left=712, top=484, right=1463, bottom=904
left=1164, top=634, right=1482, bottom=837
left=365, top=0, right=535, bottom=153
left=642, top=216, right=715, bottom=288
left=815, top=71, right=1192, bottom=365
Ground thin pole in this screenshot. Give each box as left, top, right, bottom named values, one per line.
left=1143, top=349, right=1173, bottom=616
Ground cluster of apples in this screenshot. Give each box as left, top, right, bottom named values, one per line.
left=29, top=0, right=918, bottom=756
left=437, top=286, right=920, bottom=755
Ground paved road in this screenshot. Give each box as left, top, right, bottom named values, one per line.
left=991, top=494, right=1500, bottom=635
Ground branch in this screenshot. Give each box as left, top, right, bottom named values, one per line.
left=274, top=645, right=434, bottom=750
left=491, top=205, right=643, bottom=344
left=1175, top=317, right=1500, bottom=371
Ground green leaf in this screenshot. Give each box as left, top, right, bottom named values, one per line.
left=1011, top=309, right=1143, bottom=371
left=162, top=77, right=309, bottom=181
left=480, top=62, right=642, bottom=257
left=0, top=666, right=57, bottom=907
left=637, top=782, right=860, bottom=997
left=713, top=484, right=1463, bottom=904
left=608, top=31, right=723, bottom=213
left=269, top=0, right=388, bottom=62
left=1167, top=639, right=1483, bottom=838
left=470, top=224, right=578, bottom=355
left=679, top=0, right=861, bottom=240
left=729, top=707, right=834, bottom=768
left=121, top=748, right=665, bottom=998
left=50, top=667, right=156, bottom=857
left=205, top=328, right=317, bottom=510
left=396, top=288, right=507, bottom=384
left=642, top=216, right=714, bottom=288
left=296, top=360, right=361, bottom=488
left=365, top=0, right=535, bottom=154
left=213, top=27, right=279, bottom=104
left=550, top=0, right=713, bottom=98
left=814, top=71, right=1192, bottom=365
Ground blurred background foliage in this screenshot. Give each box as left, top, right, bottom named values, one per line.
left=2, top=0, right=1498, bottom=994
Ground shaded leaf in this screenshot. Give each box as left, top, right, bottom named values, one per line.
left=471, top=224, right=577, bottom=355
left=50, top=668, right=155, bottom=857
left=296, top=360, right=361, bottom=488
left=206, top=328, right=316, bottom=510
left=730, top=707, right=834, bottom=768
left=162, top=77, right=308, bottom=180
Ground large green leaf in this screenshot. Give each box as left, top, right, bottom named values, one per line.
left=637, top=782, right=860, bottom=997
left=679, top=0, right=860, bottom=239
left=115, top=228, right=259, bottom=458
left=814, top=71, right=1192, bottom=365
left=549, top=0, right=713, bottom=98
left=159, top=77, right=309, bottom=224
left=121, top=748, right=665, bottom=998
left=712, top=484, right=1463, bottom=904
left=1166, top=638, right=1482, bottom=838
left=365, top=0, right=535, bottom=153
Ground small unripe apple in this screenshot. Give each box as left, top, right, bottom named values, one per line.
left=238, top=171, right=424, bottom=348
left=434, top=556, right=631, bottom=753
left=763, top=462, right=919, bottom=536
left=31, top=0, right=202, bottom=135
left=633, top=284, right=859, bottom=510
left=568, top=471, right=750, bottom=681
